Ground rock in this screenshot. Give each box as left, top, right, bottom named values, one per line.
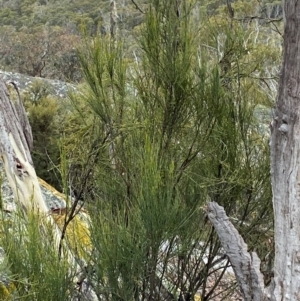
left=0, top=70, right=76, bottom=98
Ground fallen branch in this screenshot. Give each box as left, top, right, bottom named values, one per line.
left=206, top=201, right=270, bottom=301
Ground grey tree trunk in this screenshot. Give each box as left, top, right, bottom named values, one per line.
left=269, top=1, right=300, bottom=300
left=207, top=202, right=267, bottom=300
left=207, top=1, right=300, bottom=300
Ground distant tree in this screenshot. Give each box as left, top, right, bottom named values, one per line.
left=0, top=26, right=81, bottom=80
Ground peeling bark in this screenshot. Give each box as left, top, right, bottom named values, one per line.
left=0, top=79, right=47, bottom=213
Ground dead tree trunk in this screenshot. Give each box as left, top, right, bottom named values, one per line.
left=0, top=79, right=48, bottom=213
left=269, top=0, right=300, bottom=300
left=207, top=1, right=300, bottom=300
left=0, top=78, right=97, bottom=300
left=110, top=0, right=118, bottom=39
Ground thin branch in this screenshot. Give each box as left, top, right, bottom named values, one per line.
left=131, top=0, right=145, bottom=14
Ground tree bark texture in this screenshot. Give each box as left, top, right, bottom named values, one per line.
left=0, top=79, right=48, bottom=213
left=207, top=202, right=267, bottom=300
left=270, top=1, right=300, bottom=300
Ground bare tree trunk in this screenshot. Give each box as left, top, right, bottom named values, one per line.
left=0, top=78, right=97, bottom=300
left=207, top=1, right=300, bottom=300
left=110, top=0, right=118, bottom=39
left=269, top=1, right=300, bottom=300
left=0, top=79, right=48, bottom=213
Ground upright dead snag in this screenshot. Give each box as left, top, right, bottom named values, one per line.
left=0, top=78, right=48, bottom=213
left=0, top=78, right=98, bottom=300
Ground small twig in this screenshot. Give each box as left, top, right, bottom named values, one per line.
left=234, top=16, right=282, bottom=22
left=205, top=259, right=230, bottom=300
left=44, top=148, right=61, bottom=185
left=269, top=20, right=283, bottom=37
left=131, top=0, right=145, bottom=14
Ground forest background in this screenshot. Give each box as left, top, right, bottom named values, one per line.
left=0, top=0, right=284, bottom=300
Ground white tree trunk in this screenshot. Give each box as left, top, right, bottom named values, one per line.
left=0, top=79, right=48, bottom=213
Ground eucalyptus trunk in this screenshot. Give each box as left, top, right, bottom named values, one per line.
left=270, top=0, right=300, bottom=299
left=0, top=79, right=47, bottom=214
